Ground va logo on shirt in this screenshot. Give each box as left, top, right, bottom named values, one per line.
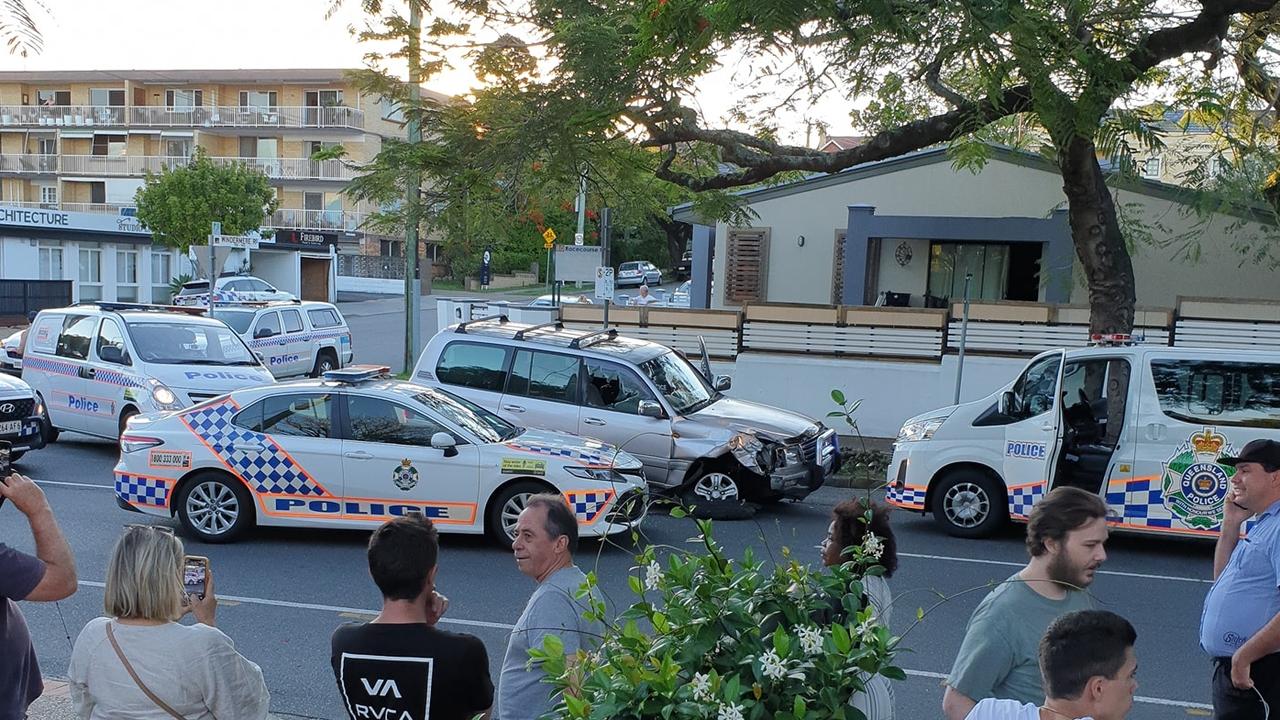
left=1163, top=427, right=1235, bottom=530
left=339, top=653, right=432, bottom=720
left=393, top=459, right=419, bottom=491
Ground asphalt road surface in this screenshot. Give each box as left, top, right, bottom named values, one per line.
left=3, top=433, right=1218, bottom=720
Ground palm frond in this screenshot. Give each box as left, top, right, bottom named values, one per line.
left=0, top=0, right=43, bottom=57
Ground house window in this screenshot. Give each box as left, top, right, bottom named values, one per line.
left=238, top=91, right=278, bottom=109
left=92, top=134, right=127, bottom=157
left=379, top=97, right=404, bottom=123
left=165, top=138, right=192, bottom=158
left=305, top=90, right=344, bottom=107
left=38, top=243, right=63, bottom=279
left=37, top=138, right=56, bottom=155
left=1208, top=155, right=1230, bottom=179
left=116, top=249, right=139, bottom=302
left=36, top=90, right=70, bottom=106
left=165, top=89, right=203, bottom=109
left=927, top=243, right=1015, bottom=302
left=150, top=251, right=173, bottom=302
left=88, top=89, right=125, bottom=106
left=1141, top=156, right=1162, bottom=179
left=78, top=247, right=102, bottom=301
left=724, top=228, right=770, bottom=304
left=39, top=185, right=57, bottom=207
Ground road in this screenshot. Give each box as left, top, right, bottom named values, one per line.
left=3, top=433, right=1218, bottom=720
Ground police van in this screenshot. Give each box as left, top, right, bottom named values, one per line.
left=211, top=301, right=353, bottom=378
left=886, top=338, right=1280, bottom=539
left=22, top=303, right=275, bottom=439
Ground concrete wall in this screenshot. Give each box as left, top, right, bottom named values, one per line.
left=337, top=275, right=402, bottom=294
left=249, top=250, right=301, bottom=297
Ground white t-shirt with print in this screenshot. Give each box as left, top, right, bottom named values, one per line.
left=964, top=698, right=1093, bottom=720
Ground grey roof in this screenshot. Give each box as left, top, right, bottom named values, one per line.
left=0, top=68, right=358, bottom=84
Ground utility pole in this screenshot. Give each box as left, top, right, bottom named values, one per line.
left=402, top=0, right=423, bottom=374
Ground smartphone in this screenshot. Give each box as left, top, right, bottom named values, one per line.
left=183, top=555, right=209, bottom=601
left=0, top=441, right=10, bottom=510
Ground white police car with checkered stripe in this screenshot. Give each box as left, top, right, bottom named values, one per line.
left=114, top=365, right=648, bottom=546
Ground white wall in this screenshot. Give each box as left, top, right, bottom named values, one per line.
left=874, top=237, right=930, bottom=305
left=249, top=250, right=301, bottom=297
left=337, top=275, right=402, bottom=294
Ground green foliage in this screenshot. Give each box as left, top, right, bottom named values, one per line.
left=134, top=148, right=277, bottom=253
left=164, top=273, right=193, bottom=304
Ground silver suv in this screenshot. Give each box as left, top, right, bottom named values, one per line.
left=412, top=317, right=839, bottom=508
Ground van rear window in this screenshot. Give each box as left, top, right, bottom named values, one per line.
left=1151, top=360, right=1280, bottom=428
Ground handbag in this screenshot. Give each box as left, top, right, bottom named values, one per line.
left=105, top=622, right=189, bottom=720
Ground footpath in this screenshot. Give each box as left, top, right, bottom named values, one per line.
left=30, top=679, right=323, bottom=719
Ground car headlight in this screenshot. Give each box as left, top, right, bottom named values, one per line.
left=897, top=416, right=946, bottom=443
left=565, top=466, right=619, bottom=482
left=773, top=444, right=803, bottom=467
left=146, top=379, right=181, bottom=410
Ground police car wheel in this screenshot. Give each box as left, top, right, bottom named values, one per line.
left=931, top=469, right=1007, bottom=538
left=9, top=450, right=23, bottom=463
left=311, top=352, right=338, bottom=378
left=487, top=481, right=549, bottom=548
left=176, top=473, right=253, bottom=543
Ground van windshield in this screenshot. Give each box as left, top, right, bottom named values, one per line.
left=211, top=310, right=255, bottom=334
left=129, top=322, right=258, bottom=365
left=638, top=351, right=715, bottom=415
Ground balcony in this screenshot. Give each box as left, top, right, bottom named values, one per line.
left=0, top=105, right=365, bottom=131
left=0, top=154, right=356, bottom=181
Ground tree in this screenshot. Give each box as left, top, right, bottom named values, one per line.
left=1, top=1, right=43, bottom=58
left=349, top=0, right=1280, bottom=333
left=134, top=149, right=278, bottom=254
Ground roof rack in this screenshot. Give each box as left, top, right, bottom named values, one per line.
left=211, top=299, right=303, bottom=308
left=569, top=328, right=618, bottom=349
left=454, top=314, right=509, bottom=333
left=322, top=365, right=392, bottom=383
left=74, top=301, right=207, bottom=316
left=513, top=320, right=564, bottom=341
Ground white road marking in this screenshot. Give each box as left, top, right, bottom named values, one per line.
left=34, top=480, right=113, bottom=489
left=899, top=551, right=1211, bottom=584
left=901, top=669, right=1212, bottom=711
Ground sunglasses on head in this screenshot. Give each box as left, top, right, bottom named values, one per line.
left=124, top=523, right=175, bottom=535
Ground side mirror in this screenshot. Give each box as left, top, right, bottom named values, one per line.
left=431, top=431, right=458, bottom=457
left=999, top=390, right=1017, bottom=415
left=713, top=375, right=732, bottom=392
left=254, top=327, right=276, bottom=339
left=637, top=400, right=665, bottom=418
left=100, top=346, right=128, bottom=365
left=254, top=351, right=267, bottom=364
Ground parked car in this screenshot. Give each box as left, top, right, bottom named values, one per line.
left=528, top=294, right=593, bottom=308
left=211, top=301, right=354, bottom=378
left=617, top=261, right=662, bottom=288
left=412, top=318, right=840, bottom=510
left=1, top=329, right=24, bottom=374
left=173, top=275, right=297, bottom=307
left=676, top=251, right=692, bottom=280
left=0, top=371, right=48, bottom=462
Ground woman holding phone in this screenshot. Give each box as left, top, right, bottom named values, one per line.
left=67, top=525, right=270, bottom=719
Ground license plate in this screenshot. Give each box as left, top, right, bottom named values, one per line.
left=0, top=420, right=20, bottom=435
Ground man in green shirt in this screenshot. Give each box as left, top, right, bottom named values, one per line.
left=942, top=487, right=1109, bottom=720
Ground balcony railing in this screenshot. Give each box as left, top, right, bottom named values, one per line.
left=0, top=105, right=365, bottom=131
left=0, top=154, right=355, bottom=181
left=0, top=201, right=366, bottom=231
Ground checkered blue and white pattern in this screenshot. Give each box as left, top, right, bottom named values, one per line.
left=1104, top=478, right=1175, bottom=528
left=115, top=473, right=170, bottom=507
left=564, top=490, right=613, bottom=523
left=24, top=355, right=143, bottom=388
left=886, top=484, right=927, bottom=508
left=1008, top=482, right=1047, bottom=519
left=505, top=440, right=612, bottom=467
left=247, top=329, right=349, bottom=350
left=93, top=367, right=145, bottom=388
left=182, top=401, right=328, bottom=497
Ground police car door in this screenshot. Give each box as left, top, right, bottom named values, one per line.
left=277, top=308, right=310, bottom=377
left=250, top=312, right=289, bottom=377
left=340, top=393, right=481, bottom=527
left=1001, top=350, right=1065, bottom=515
left=82, top=317, right=135, bottom=437
left=234, top=392, right=343, bottom=520
left=43, top=314, right=103, bottom=433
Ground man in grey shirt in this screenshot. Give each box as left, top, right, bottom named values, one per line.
left=499, top=494, right=603, bottom=720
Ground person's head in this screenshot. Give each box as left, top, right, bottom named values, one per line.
left=1221, top=439, right=1280, bottom=513
left=513, top=493, right=578, bottom=582
left=1026, top=487, right=1109, bottom=589
left=821, top=498, right=898, bottom=577
left=1040, top=610, right=1138, bottom=720
left=639, top=284, right=650, bottom=296
left=104, top=525, right=186, bottom=621
left=367, top=515, right=440, bottom=603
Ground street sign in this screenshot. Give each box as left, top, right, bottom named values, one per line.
left=480, top=249, right=492, bottom=287
left=210, top=234, right=260, bottom=249
left=574, top=232, right=584, bottom=246
left=594, top=266, right=615, bottom=301
left=554, top=245, right=602, bottom=283
left=542, top=228, right=557, bottom=248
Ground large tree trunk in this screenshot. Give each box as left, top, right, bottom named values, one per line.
left=655, top=215, right=691, bottom=269
left=1058, top=136, right=1137, bottom=335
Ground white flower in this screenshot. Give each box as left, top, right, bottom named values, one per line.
left=855, top=619, right=876, bottom=640
left=644, top=560, right=662, bottom=591
left=797, top=625, right=824, bottom=655
left=862, top=533, right=885, bottom=560
left=691, top=672, right=713, bottom=702
left=717, top=702, right=745, bottom=720
left=759, top=649, right=789, bottom=680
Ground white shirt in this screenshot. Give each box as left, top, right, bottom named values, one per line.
left=965, top=698, right=1093, bottom=720
left=852, top=574, right=895, bottom=720
left=632, top=294, right=658, bottom=305
left=68, top=617, right=270, bottom=720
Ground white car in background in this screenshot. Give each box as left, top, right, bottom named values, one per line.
left=173, top=276, right=297, bottom=307
left=1, top=329, right=24, bottom=374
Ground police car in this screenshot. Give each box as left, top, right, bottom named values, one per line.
left=0, top=372, right=48, bottom=461
left=113, top=366, right=649, bottom=546
left=211, top=301, right=354, bottom=378
left=172, top=275, right=297, bottom=307
left=23, top=303, right=275, bottom=439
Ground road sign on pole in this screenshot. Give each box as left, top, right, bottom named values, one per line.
left=594, top=266, right=615, bottom=301
left=542, top=228, right=557, bottom=249
left=574, top=232, right=584, bottom=246
left=209, top=234, right=260, bottom=249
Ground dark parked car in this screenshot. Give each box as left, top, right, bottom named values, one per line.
left=676, top=251, right=693, bottom=280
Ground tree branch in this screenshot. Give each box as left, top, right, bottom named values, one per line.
left=1125, top=0, right=1280, bottom=79
left=923, top=58, right=971, bottom=108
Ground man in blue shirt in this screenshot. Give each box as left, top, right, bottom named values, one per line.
left=1201, top=439, right=1280, bottom=720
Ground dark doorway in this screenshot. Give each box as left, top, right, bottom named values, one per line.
left=1006, top=242, right=1043, bottom=301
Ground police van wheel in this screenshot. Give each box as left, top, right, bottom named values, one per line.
left=931, top=469, right=1007, bottom=538
left=118, top=409, right=139, bottom=438
left=176, top=472, right=253, bottom=543
left=486, top=481, right=549, bottom=548
left=311, top=352, right=338, bottom=378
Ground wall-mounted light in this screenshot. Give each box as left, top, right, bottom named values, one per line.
left=797, top=235, right=806, bottom=247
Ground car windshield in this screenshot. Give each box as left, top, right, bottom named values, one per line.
left=412, top=388, right=520, bottom=443
left=212, top=310, right=255, bottom=334
left=129, top=322, right=258, bottom=365
left=638, top=351, right=716, bottom=414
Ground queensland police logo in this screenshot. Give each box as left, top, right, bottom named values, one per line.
left=392, top=459, right=419, bottom=492
left=1162, top=428, right=1235, bottom=529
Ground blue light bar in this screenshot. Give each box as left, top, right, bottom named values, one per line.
left=322, top=365, right=392, bottom=383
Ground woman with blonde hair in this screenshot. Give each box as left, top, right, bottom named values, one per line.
left=68, top=525, right=269, bottom=719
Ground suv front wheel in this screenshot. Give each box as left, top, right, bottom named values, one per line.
left=679, top=468, right=756, bottom=520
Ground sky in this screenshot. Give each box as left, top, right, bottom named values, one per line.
left=0, top=0, right=857, bottom=144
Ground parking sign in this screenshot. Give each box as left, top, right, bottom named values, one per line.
left=594, top=266, right=615, bottom=301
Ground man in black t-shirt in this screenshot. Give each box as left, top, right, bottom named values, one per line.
left=331, top=516, right=493, bottom=720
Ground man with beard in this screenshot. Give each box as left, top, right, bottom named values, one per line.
left=942, top=487, right=1109, bottom=720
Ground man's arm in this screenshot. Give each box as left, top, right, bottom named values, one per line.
left=943, top=608, right=1014, bottom=720
left=1, top=474, right=76, bottom=601
left=942, top=686, right=978, bottom=720
left=1215, top=490, right=1250, bottom=580
left=1231, top=611, right=1280, bottom=689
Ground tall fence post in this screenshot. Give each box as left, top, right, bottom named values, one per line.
left=953, top=273, right=973, bottom=405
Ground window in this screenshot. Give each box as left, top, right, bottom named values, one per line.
left=245, top=278, right=273, bottom=292
left=281, top=310, right=303, bottom=334
left=36, top=90, right=70, bottom=106
left=254, top=313, right=282, bottom=338
left=1141, top=156, right=1162, bottom=179
left=307, top=308, right=342, bottom=328
left=234, top=394, right=334, bottom=438
left=1060, top=358, right=1130, bottom=446
left=116, top=249, right=138, bottom=302
left=1151, top=360, right=1280, bottom=428
left=1207, top=155, right=1231, bottom=180
left=79, top=247, right=102, bottom=302
left=379, top=97, right=404, bottom=122
left=213, top=309, right=255, bottom=334
left=165, top=89, right=203, bottom=109
left=1009, top=353, right=1063, bottom=419
left=239, top=91, right=278, bottom=109
left=38, top=243, right=63, bottom=279
left=89, top=89, right=125, bottom=106
left=37, top=138, right=56, bottom=155
left=435, top=342, right=510, bottom=392
left=507, top=350, right=580, bottom=404
left=96, top=318, right=130, bottom=365
left=55, top=315, right=95, bottom=360
left=584, top=358, right=657, bottom=415
left=164, top=138, right=192, bottom=159
left=638, top=351, right=714, bottom=415
left=150, top=251, right=172, bottom=302
left=346, top=395, right=450, bottom=446
left=129, top=323, right=254, bottom=365
left=928, top=243, right=1010, bottom=302
left=306, top=90, right=344, bottom=107
left=725, top=228, right=770, bottom=304
left=39, top=185, right=57, bottom=206
left=92, top=134, right=127, bottom=157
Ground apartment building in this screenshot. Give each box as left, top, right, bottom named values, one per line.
left=0, top=68, right=428, bottom=303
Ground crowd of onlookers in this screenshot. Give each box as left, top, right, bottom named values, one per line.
left=2, top=436, right=1279, bottom=720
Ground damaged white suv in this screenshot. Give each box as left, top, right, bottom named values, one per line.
left=412, top=317, right=841, bottom=509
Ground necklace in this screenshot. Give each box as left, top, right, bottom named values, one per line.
left=1039, top=705, right=1077, bottom=720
